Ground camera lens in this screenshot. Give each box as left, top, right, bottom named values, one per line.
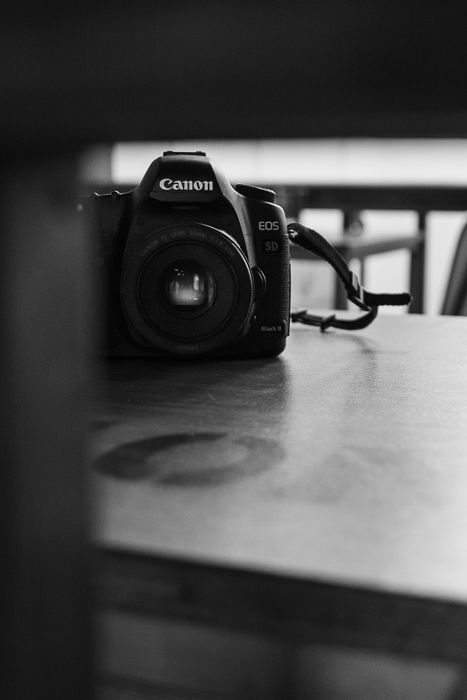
left=124, top=224, right=254, bottom=355
left=162, top=260, right=216, bottom=309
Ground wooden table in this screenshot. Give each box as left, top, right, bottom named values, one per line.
left=93, top=315, right=467, bottom=699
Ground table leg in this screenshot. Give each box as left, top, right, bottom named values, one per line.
left=409, top=212, right=426, bottom=313
left=334, top=272, right=349, bottom=310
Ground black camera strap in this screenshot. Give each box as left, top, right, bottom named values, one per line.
left=287, top=222, right=413, bottom=331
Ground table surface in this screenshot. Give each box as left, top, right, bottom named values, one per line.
left=92, top=314, right=467, bottom=657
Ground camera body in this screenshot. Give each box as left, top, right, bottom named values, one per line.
left=88, top=151, right=290, bottom=358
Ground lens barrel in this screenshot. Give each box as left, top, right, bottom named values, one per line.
left=122, top=224, right=254, bottom=355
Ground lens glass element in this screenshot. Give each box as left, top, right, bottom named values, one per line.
left=135, top=226, right=254, bottom=352
left=162, top=260, right=216, bottom=308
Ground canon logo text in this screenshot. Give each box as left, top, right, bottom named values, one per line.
left=159, top=178, right=214, bottom=192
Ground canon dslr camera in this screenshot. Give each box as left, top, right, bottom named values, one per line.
left=88, top=151, right=290, bottom=358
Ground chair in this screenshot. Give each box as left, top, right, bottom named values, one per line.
left=441, top=222, right=467, bottom=315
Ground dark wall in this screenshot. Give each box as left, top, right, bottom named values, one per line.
left=2, top=1, right=467, bottom=148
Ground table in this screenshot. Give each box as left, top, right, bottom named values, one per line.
left=92, top=315, right=467, bottom=699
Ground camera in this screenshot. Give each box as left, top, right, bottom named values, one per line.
left=88, top=151, right=290, bottom=358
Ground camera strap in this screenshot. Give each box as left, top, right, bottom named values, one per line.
left=287, top=222, right=413, bottom=331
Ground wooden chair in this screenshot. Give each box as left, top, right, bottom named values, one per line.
left=441, top=222, right=467, bottom=315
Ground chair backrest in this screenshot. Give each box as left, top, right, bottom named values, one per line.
left=441, top=223, right=467, bottom=315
